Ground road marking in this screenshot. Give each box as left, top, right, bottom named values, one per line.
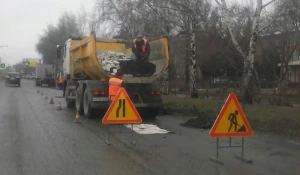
left=124, top=124, right=170, bottom=134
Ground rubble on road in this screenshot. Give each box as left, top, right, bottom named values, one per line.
left=180, top=117, right=214, bottom=129
left=180, top=106, right=214, bottom=129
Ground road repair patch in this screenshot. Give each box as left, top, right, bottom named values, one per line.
left=124, top=124, right=170, bottom=134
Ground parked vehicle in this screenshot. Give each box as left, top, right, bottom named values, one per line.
left=35, top=64, right=55, bottom=86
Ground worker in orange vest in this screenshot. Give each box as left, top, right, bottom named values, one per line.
left=109, top=78, right=123, bottom=101
left=132, top=34, right=151, bottom=76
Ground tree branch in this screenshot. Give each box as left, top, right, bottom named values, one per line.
left=262, top=0, right=276, bottom=9
left=216, top=0, right=248, bottom=59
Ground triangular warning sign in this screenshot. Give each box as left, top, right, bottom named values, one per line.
left=209, top=93, right=253, bottom=138
left=102, top=88, right=142, bottom=124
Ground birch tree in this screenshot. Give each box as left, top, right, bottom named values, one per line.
left=215, top=0, right=276, bottom=104
left=143, top=0, right=213, bottom=97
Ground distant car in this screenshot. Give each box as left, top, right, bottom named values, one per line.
left=5, top=72, right=21, bottom=87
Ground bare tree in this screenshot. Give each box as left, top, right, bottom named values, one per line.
left=36, top=12, right=80, bottom=64
left=215, top=0, right=276, bottom=104
left=142, top=0, right=214, bottom=98
left=76, top=5, right=89, bottom=36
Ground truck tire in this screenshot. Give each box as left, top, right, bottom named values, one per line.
left=35, top=79, right=39, bottom=86
left=75, top=86, right=84, bottom=114
left=65, top=95, right=75, bottom=109
left=83, top=88, right=94, bottom=119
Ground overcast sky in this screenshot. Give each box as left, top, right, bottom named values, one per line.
left=0, top=0, right=272, bottom=66
left=0, top=0, right=95, bottom=65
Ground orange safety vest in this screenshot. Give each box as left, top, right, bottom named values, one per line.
left=109, top=78, right=123, bottom=101
left=133, top=38, right=147, bottom=53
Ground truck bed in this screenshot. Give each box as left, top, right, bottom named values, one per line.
left=69, top=32, right=169, bottom=83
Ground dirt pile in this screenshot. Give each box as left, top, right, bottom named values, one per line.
left=180, top=105, right=215, bottom=129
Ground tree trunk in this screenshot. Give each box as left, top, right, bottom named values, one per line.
left=254, top=67, right=261, bottom=94
left=190, top=21, right=198, bottom=98
left=163, top=66, right=169, bottom=95
left=278, top=65, right=289, bottom=95
left=243, top=0, right=263, bottom=104
left=243, top=59, right=254, bottom=104
left=185, top=49, right=190, bottom=91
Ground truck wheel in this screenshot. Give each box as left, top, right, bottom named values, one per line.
left=83, top=89, right=94, bottom=119
left=75, top=86, right=84, bottom=114
left=66, top=100, right=75, bottom=108
left=65, top=95, right=75, bottom=108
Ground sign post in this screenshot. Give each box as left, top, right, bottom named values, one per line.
left=102, top=87, right=142, bottom=146
left=209, top=93, right=253, bottom=165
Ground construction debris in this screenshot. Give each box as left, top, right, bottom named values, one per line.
left=180, top=106, right=214, bottom=129
left=96, top=51, right=131, bottom=76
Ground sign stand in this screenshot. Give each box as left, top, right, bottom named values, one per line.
left=105, top=124, right=136, bottom=146
left=106, top=124, right=111, bottom=146
left=210, top=137, right=252, bottom=165
left=103, top=88, right=142, bottom=146
left=209, top=93, right=253, bottom=165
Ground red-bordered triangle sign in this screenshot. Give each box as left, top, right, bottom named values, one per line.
left=209, top=93, right=253, bottom=138
left=102, top=87, right=142, bottom=124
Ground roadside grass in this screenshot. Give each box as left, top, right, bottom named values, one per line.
left=162, top=95, right=300, bottom=137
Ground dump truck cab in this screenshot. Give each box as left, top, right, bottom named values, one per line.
left=57, top=32, right=169, bottom=119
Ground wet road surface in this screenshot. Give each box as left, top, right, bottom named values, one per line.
left=0, top=79, right=299, bottom=175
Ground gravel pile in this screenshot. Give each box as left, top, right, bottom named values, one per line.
left=96, top=51, right=132, bottom=76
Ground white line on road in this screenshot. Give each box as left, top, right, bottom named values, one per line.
left=124, top=124, right=170, bottom=134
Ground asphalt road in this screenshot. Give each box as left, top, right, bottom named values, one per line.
left=0, top=79, right=299, bottom=175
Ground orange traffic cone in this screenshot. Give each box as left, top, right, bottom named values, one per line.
left=74, top=111, right=81, bottom=123
left=45, top=94, right=48, bottom=100
left=49, top=97, right=54, bottom=104
left=56, top=101, right=62, bottom=111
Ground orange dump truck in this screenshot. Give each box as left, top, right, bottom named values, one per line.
left=57, top=32, right=169, bottom=118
